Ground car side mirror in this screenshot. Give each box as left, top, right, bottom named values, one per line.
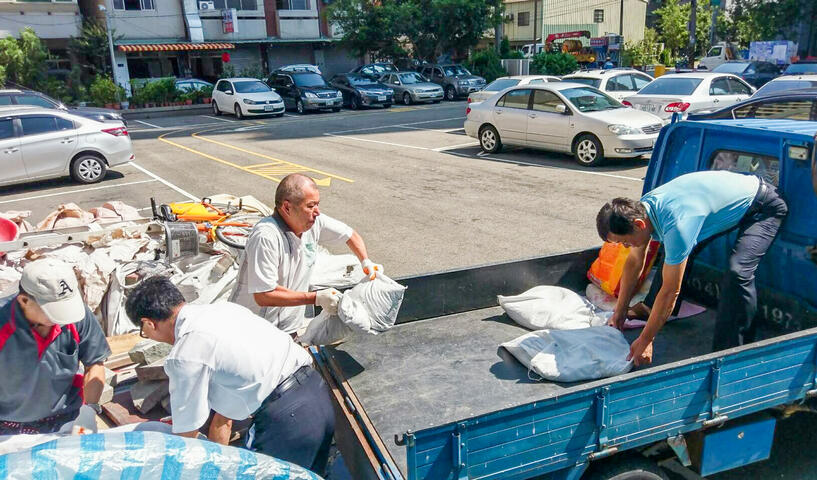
left=224, top=90, right=233, bottom=95
left=556, top=104, right=568, bottom=114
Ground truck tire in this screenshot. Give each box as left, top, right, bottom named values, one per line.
left=585, top=455, right=669, bottom=480
left=445, top=85, right=456, bottom=101
left=573, top=133, right=605, bottom=167
left=479, top=125, right=502, bottom=153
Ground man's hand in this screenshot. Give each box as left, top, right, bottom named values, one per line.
left=361, top=259, right=383, bottom=280
left=608, top=311, right=627, bottom=330
left=315, top=288, right=342, bottom=315
left=627, top=334, right=654, bottom=366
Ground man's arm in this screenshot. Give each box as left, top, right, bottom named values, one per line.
left=609, top=245, right=648, bottom=329
left=208, top=413, right=233, bottom=445
left=345, top=231, right=369, bottom=262
left=83, top=363, right=106, bottom=405
left=177, top=430, right=201, bottom=439
left=628, top=259, right=687, bottom=366
left=254, top=286, right=317, bottom=307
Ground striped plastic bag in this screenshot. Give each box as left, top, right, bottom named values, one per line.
left=587, top=240, right=660, bottom=297
left=0, top=431, right=322, bottom=479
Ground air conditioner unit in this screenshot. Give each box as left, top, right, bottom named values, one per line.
left=504, top=13, right=514, bottom=22
left=199, top=1, right=215, bottom=10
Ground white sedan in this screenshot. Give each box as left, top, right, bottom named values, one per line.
left=562, top=69, right=653, bottom=102
left=467, top=75, right=560, bottom=104
left=464, top=83, right=664, bottom=167
left=623, top=72, right=754, bottom=121
left=0, top=106, right=133, bottom=186
left=212, top=77, right=285, bottom=119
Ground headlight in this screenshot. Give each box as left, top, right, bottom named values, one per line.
left=608, top=124, right=643, bottom=135
left=386, top=89, right=394, bottom=95
left=304, top=92, right=317, bottom=98
left=242, top=99, right=257, bottom=105
left=458, top=80, right=468, bottom=85
left=335, top=91, right=342, bottom=98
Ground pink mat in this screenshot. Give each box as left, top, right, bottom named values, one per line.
left=623, top=301, right=707, bottom=330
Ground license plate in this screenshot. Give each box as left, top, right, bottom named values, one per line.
left=264, top=105, right=274, bottom=111
left=378, top=95, right=386, bottom=101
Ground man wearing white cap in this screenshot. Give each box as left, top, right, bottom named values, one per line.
left=0, top=259, right=111, bottom=434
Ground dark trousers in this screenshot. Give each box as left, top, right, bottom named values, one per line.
left=644, top=180, right=787, bottom=351
left=247, top=366, right=335, bottom=475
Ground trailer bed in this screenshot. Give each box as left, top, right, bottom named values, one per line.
left=325, top=305, right=717, bottom=474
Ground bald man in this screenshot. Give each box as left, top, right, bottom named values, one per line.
left=230, top=174, right=382, bottom=338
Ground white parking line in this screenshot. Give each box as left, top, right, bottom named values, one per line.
left=432, top=142, right=480, bottom=151
left=323, top=133, right=432, bottom=151
left=445, top=152, right=643, bottom=182
left=128, top=162, right=198, bottom=200
left=0, top=179, right=158, bottom=205
left=201, top=115, right=237, bottom=123
left=134, top=119, right=161, bottom=129
left=326, top=116, right=465, bottom=135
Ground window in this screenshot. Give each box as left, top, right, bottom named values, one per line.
left=528, top=78, right=544, bottom=84
left=213, top=0, right=258, bottom=9
left=56, top=117, right=74, bottom=130
left=593, top=9, right=604, bottom=22
left=607, top=75, right=634, bottom=92
left=0, top=119, right=14, bottom=140
left=434, top=68, right=444, bottom=77
left=531, top=90, right=565, bottom=113
left=498, top=89, right=531, bottom=109
left=276, top=0, right=309, bottom=10
left=216, top=80, right=232, bottom=92
left=518, top=11, right=530, bottom=26
left=561, top=87, right=622, bottom=112
left=639, top=77, right=702, bottom=95
left=632, top=74, right=651, bottom=90
left=15, top=94, right=57, bottom=108
left=565, top=77, right=601, bottom=88
left=114, top=0, right=155, bottom=10
left=755, top=79, right=817, bottom=96
left=728, top=78, right=752, bottom=95
left=293, top=73, right=326, bottom=87
left=734, top=100, right=813, bottom=121
left=485, top=78, right=521, bottom=91
left=708, top=46, right=722, bottom=57
left=709, top=77, right=730, bottom=95
left=0, top=96, right=12, bottom=106
left=20, top=116, right=57, bottom=136
left=758, top=63, right=779, bottom=74
left=233, top=81, right=271, bottom=93
left=710, top=150, right=779, bottom=186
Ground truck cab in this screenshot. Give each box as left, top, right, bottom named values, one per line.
left=698, top=42, right=742, bottom=70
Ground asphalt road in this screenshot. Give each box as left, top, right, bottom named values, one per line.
left=3, top=101, right=816, bottom=478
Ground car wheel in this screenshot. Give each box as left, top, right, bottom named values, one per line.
left=234, top=103, right=244, bottom=120
left=403, top=92, right=413, bottom=105
left=479, top=125, right=502, bottom=153
left=573, top=134, right=605, bottom=167
left=445, top=86, right=456, bottom=101
left=212, top=100, right=220, bottom=115
left=350, top=96, right=360, bottom=110
left=70, top=154, right=108, bottom=184
left=296, top=99, right=305, bottom=114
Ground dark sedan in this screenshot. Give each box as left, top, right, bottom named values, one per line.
left=329, top=74, right=394, bottom=110
left=687, top=88, right=817, bottom=121
left=712, top=61, right=781, bottom=88
left=782, top=60, right=817, bottom=76
left=351, top=63, right=399, bottom=80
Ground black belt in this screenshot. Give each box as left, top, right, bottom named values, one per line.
left=746, top=179, right=770, bottom=217
left=266, top=365, right=313, bottom=404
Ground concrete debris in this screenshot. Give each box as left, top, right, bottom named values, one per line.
left=104, top=367, right=116, bottom=386
left=100, top=383, right=114, bottom=405
left=135, top=359, right=168, bottom=382
left=160, top=394, right=171, bottom=414
left=128, top=340, right=171, bottom=366
left=130, top=380, right=169, bottom=414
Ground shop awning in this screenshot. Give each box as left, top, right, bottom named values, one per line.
left=118, top=43, right=235, bottom=53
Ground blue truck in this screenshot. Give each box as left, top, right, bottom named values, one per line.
left=315, top=119, right=817, bottom=480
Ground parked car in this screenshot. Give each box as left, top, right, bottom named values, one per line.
left=266, top=69, right=342, bottom=114
left=379, top=72, right=443, bottom=105
left=711, top=60, right=781, bottom=88
left=0, top=106, right=133, bottom=187
left=0, top=88, right=126, bottom=125
left=562, top=69, right=654, bottom=102
left=782, top=60, right=817, bottom=76
left=467, top=75, right=560, bottom=104
left=463, top=83, right=663, bottom=167
left=276, top=64, right=322, bottom=75
left=175, top=78, right=213, bottom=93
left=329, top=74, right=394, bottom=109
left=687, top=88, right=817, bottom=121
left=419, top=64, right=486, bottom=101
left=352, top=63, right=399, bottom=80
left=753, top=74, right=817, bottom=97
left=622, top=72, right=754, bottom=122
left=211, top=78, right=284, bottom=119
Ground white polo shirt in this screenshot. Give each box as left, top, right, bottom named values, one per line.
left=163, top=302, right=312, bottom=434
left=230, top=213, right=353, bottom=333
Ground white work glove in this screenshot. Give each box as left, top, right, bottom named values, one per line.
left=315, top=288, right=342, bottom=315
left=361, top=258, right=384, bottom=280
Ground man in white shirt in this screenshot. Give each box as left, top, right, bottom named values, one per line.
left=125, top=276, right=335, bottom=474
left=230, top=173, right=383, bottom=336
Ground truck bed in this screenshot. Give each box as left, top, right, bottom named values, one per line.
left=326, top=305, right=717, bottom=475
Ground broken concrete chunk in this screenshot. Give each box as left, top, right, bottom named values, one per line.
left=100, top=383, right=114, bottom=405
left=130, top=380, right=169, bottom=414
left=160, top=394, right=172, bottom=414
left=114, top=369, right=137, bottom=386
left=128, top=340, right=171, bottom=366
left=136, top=359, right=168, bottom=382
left=104, top=367, right=116, bottom=386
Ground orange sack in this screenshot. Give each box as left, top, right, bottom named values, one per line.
left=587, top=240, right=660, bottom=297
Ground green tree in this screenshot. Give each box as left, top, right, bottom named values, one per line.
left=499, top=36, right=524, bottom=59
left=70, top=21, right=121, bottom=77
left=531, top=52, right=579, bottom=75
left=327, top=0, right=412, bottom=60
left=654, top=0, right=689, bottom=60
left=621, top=28, right=661, bottom=67
left=722, top=0, right=808, bottom=47
left=0, top=28, right=48, bottom=88
left=465, top=49, right=507, bottom=82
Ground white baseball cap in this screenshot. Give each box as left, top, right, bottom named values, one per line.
left=20, top=259, right=85, bottom=325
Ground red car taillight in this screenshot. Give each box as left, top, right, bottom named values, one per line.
left=466, top=107, right=471, bottom=115
left=102, top=126, right=129, bottom=136
left=622, top=100, right=633, bottom=107
left=664, top=102, right=690, bottom=113
left=467, top=97, right=472, bottom=103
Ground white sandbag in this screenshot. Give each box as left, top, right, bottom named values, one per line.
left=310, top=251, right=366, bottom=290
left=338, top=275, right=406, bottom=333
left=501, top=326, right=633, bottom=382
left=299, top=311, right=353, bottom=346
left=497, top=286, right=609, bottom=330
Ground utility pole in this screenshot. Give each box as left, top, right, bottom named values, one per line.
left=688, top=0, right=697, bottom=68
left=100, top=5, right=118, bottom=86
left=709, top=1, right=717, bottom=46
left=619, top=0, right=624, bottom=36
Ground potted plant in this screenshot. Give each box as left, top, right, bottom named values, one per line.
left=201, top=85, right=214, bottom=103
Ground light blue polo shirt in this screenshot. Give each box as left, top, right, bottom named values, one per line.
left=641, top=171, right=760, bottom=265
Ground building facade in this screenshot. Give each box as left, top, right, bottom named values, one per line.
left=0, top=0, right=82, bottom=72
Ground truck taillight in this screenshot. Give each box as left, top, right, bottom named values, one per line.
left=102, top=127, right=129, bottom=136
left=622, top=100, right=633, bottom=107
left=664, top=102, right=690, bottom=113
left=466, top=107, right=471, bottom=115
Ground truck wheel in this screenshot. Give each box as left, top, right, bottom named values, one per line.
left=479, top=125, right=502, bottom=153
left=573, top=133, right=605, bottom=167
left=585, top=455, right=669, bottom=480
left=445, top=86, right=456, bottom=101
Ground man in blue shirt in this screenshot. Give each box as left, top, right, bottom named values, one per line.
left=602, top=57, right=615, bottom=69
left=596, top=171, right=787, bottom=365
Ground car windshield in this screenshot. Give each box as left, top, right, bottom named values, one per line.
left=293, top=73, right=327, bottom=87
left=713, top=63, right=751, bottom=73
left=485, top=78, right=521, bottom=91
left=398, top=72, right=426, bottom=84
left=233, top=81, right=271, bottom=93
left=561, top=87, right=623, bottom=112
left=349, top=76, right=379, bottom=86
left=638, top=77, right=702, bottom=95
left=755, top=79, right=817, bottom=96
left=565, top=77, right=601, bottom=88
left=783, top=64, right=817, bottom=75
left=443, top=65, right=470, bottom=76
left=372, top=64, right=397, bottom=73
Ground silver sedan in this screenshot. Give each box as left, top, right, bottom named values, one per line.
left=464, top=83, right=664, bottom=167
left=379, top=72, right=444, bottom=105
